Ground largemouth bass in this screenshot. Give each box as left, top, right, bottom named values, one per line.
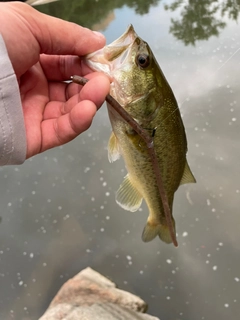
left=85, top=25, right=196, bottom=245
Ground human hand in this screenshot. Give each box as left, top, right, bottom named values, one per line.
left=0, top=2, right=110, bottom=159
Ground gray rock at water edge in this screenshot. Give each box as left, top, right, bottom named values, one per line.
left=39, top=267, right=160, bottom=320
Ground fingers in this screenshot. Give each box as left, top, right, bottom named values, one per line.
left=40, top=55, right=102, bottom=82
left=43, top=73, right=110, bottom=119
left=64, top=73, right=110, bottom=112
left=78, top=74, right=110, bottom=109
left=40, top=55, right=82, bottom=81
left=37, top=73, right=110, bottom=154
left=40, top=100, right=97, bottom=153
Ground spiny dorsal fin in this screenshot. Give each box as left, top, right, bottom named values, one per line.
left=116, top=174, right=142, bottom=212
left=180, top=160, right=196, bottom=185
left=108, top=132, right=121, bottom=163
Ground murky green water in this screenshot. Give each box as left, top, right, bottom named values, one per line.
left=0, top=0, right=240, bottom=319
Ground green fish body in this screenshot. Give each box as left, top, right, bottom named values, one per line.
left=86, top=25, right=196, bottom=244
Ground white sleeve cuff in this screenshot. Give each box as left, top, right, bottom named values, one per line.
left=0, top=34, right=27, bottom=165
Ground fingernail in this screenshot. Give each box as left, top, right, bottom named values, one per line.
left=93, top=31, right=105, bottom=39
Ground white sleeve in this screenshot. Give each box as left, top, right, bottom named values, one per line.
left=0, top=34, right=26, bottom=165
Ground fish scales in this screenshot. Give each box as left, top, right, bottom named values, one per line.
left=85, top=25, right=196, bottom=245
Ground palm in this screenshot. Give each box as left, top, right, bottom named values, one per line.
left=19, top=58, right=109, bottom=159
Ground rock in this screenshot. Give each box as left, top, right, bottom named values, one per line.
left=39, top=267, right=160, bottom=320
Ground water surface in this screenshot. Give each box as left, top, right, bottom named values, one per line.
left=0, top=1, right=240, bottom=319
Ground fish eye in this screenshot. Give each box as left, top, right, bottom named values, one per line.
left=136, top=54, right=150, bottom=68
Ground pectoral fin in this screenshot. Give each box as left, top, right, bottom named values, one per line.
left=180, top=160, right=196, bottom=185
left=108, top=132, right=121, bottom=163
left=116, top=174, right=142, bottom=212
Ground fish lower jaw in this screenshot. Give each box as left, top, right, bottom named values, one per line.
left=85, top=59, right=112, bottom=77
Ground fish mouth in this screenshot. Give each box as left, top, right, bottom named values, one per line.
left=84, top=25, right=138, bottom=77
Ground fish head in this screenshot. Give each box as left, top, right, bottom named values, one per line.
left=85, top=25, right=166, bottom=121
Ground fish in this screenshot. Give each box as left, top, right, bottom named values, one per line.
left=85, top=25, right=196, bottom=245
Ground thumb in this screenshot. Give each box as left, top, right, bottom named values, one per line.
left=13, top=2, right=106, bottom=56
left=33, top=13, right=106, bottom=56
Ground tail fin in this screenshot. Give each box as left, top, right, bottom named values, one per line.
left=141, top=220, right=176, bottom=244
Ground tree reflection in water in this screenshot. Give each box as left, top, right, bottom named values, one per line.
left=37, top=0, right=240, bottom=46
left=165, top=0, right=240, bottom=45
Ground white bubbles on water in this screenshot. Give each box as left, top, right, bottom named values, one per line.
left=126, top=255, right=133, bottom=265
left=166, top=259, right=172, bottom=264
left=84, top=167, right=90, bottom=173
left=40, top=226, right=46, bottom=234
